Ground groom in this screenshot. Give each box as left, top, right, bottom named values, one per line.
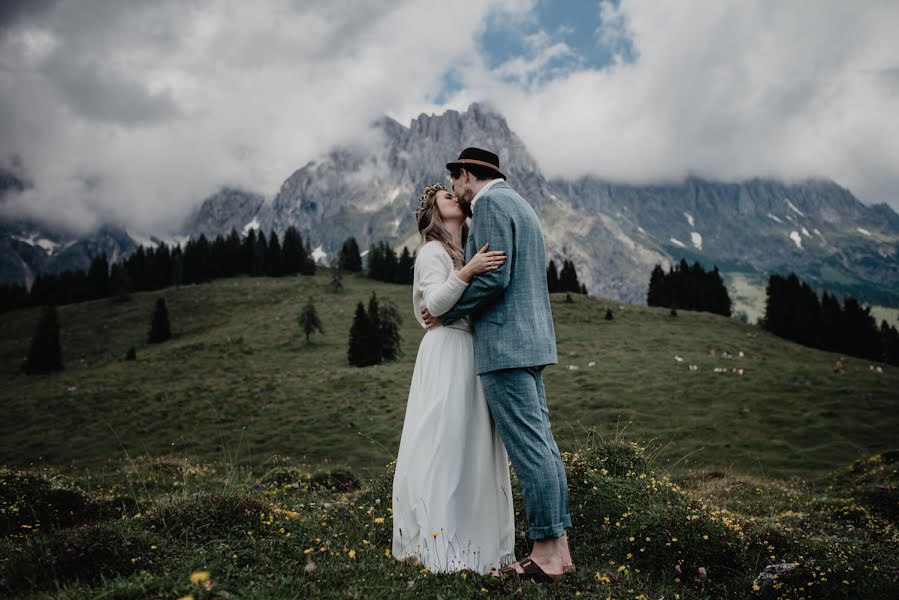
left=422, top=147, right=574, bottom=581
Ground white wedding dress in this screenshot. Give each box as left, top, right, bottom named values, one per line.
left=391, top=241, right=516, bottom=574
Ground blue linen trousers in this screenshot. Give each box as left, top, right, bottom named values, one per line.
left=480, top=366, right=571, bottom=540
left=439, top=181, right=570, bottom=540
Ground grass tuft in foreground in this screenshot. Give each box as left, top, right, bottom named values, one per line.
left=2, top=437, right=896, bottom=598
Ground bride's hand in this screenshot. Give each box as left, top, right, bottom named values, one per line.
left=458, top=243, right=506, bottom=282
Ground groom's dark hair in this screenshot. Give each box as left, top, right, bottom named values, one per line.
left=449, top=164, right=496, bottom=181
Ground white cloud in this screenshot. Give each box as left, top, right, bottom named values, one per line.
left=481, top=0, right=899, bottom=208
left=2, top=0, right=898, bottom=239
left=0, top=0, right=533, bottom=234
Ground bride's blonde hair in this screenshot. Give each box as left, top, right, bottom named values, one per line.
left=416, top=183, right=467, bottom=269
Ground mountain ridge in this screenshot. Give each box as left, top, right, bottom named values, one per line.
left=2, top=104, right=897, bottom=310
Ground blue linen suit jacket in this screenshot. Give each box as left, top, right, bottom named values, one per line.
left=439, top=181, right=558, bottom=375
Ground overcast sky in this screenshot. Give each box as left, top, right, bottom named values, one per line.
left=1, top=0, right=898, bottom=236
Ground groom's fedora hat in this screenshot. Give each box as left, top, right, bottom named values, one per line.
left=446, top=147, right=506, bottom=180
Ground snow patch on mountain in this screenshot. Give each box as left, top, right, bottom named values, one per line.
left=767, top=213, right=783, bottom=224
left=126, top=229, right=157, bottom=249
left=857, top=227, right=872, bottom=236
left=789, top=231, right=803, bottom=249
left=683, top=212, right=695, bottom=228
left=12, top=234, right=61, bottom=255
left=785, top=198, right=805, bottom=217
left=801, top=227, right=811, bottom=237
left=312, top=245, right=327, bottom=263
left=670, top=237, right=686, bottom=248
left=242, top=217, right=260, bottom=235
left=691, top=232, right=703, bottom=250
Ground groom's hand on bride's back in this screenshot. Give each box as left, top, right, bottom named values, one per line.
left=422, top=307, right=442, bottom=330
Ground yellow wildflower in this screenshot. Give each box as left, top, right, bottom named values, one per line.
left=189, top=571, right=211, bottom=584
left=374, top=517, right=385, bottom=524
left=348, top=549, right=356, bottom=559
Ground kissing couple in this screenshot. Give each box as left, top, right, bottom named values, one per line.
left=391, top=147, right=574, bottom=582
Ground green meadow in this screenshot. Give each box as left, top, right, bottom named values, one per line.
left=2, top=271, right=895, bottom=480
left=2, top=271, right=897, bottom=598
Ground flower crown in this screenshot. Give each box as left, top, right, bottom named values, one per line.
left=417, top=183, right=447, bottom=215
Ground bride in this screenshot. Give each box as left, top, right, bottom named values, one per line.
left=391, top=183, right=515, bottom=574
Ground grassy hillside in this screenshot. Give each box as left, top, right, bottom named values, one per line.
left=2, top=270, right=897, bottom=482
left=2, top=271, right=898, bottom=598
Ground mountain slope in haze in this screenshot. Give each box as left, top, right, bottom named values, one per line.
left=2, top=104, right=897, bottom=308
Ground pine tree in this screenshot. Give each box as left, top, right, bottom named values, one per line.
left=339, top=237, right=363, bottom=273
left=558, top=260, right=582, bottom=293
left=377, top=299, right=403, bottom=361
left=298, top=297, right=324, bottom=344
left=367, top=292, right=381, bottom=335
left=171, top=245, right=184, bottom=286
left=225, top=229, right=242, bottom=277
left=109, top=263, right=132, bottom=302
left=210, top=234, right=227, bottom=279
left=253, top=231, right=267, bottom=277
left=22, top=305, right=63, bottom=374
left=242, top=229, right=258, bottom=275
left=547, top=260, right=559, bottom=293
left=347, top=302, right=380, bottom=367
left=820, top=292, right=843, bottom=352
left=87, top=253, right=110, bottom=299
left=302, top=239, right=317, bottom=275
left=368, top=242, right=397, bottom=283
left=282, top=226, right=304, bottom=275
left=266, top=230, right=283, bottom=277
left=148, top=297, right=172, bottom=343
left=605, top=308, right=614, bottom=320
left=395, top=247, right=415, bottom=284
left=882, top=321, right=899, bottom=366
left=0, top=283, right=28, bottom=313
left=195, top=234, right=211, bottom=282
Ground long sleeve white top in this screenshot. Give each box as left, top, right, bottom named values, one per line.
left=412, top=241, right=471, bottom=331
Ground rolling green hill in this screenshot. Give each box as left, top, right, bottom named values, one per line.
left=2, top=270, right=896, bottom=482
left=2, top=271, right=898, bottom=598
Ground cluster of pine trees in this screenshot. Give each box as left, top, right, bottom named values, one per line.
left=21, top=296, right=174, bottom=374
left=337, top=237, right=363, bottom=273
left=647, top=259, right=732, bottom=317
left=0, top=227, right=317, bottom=313
left=763, top=272, right=899, bottom=365
left=366, top=241, right=415, bottom=285
left=547, top=259, right=587, bottom=294
left=347, top=292, right=402, bottom=366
